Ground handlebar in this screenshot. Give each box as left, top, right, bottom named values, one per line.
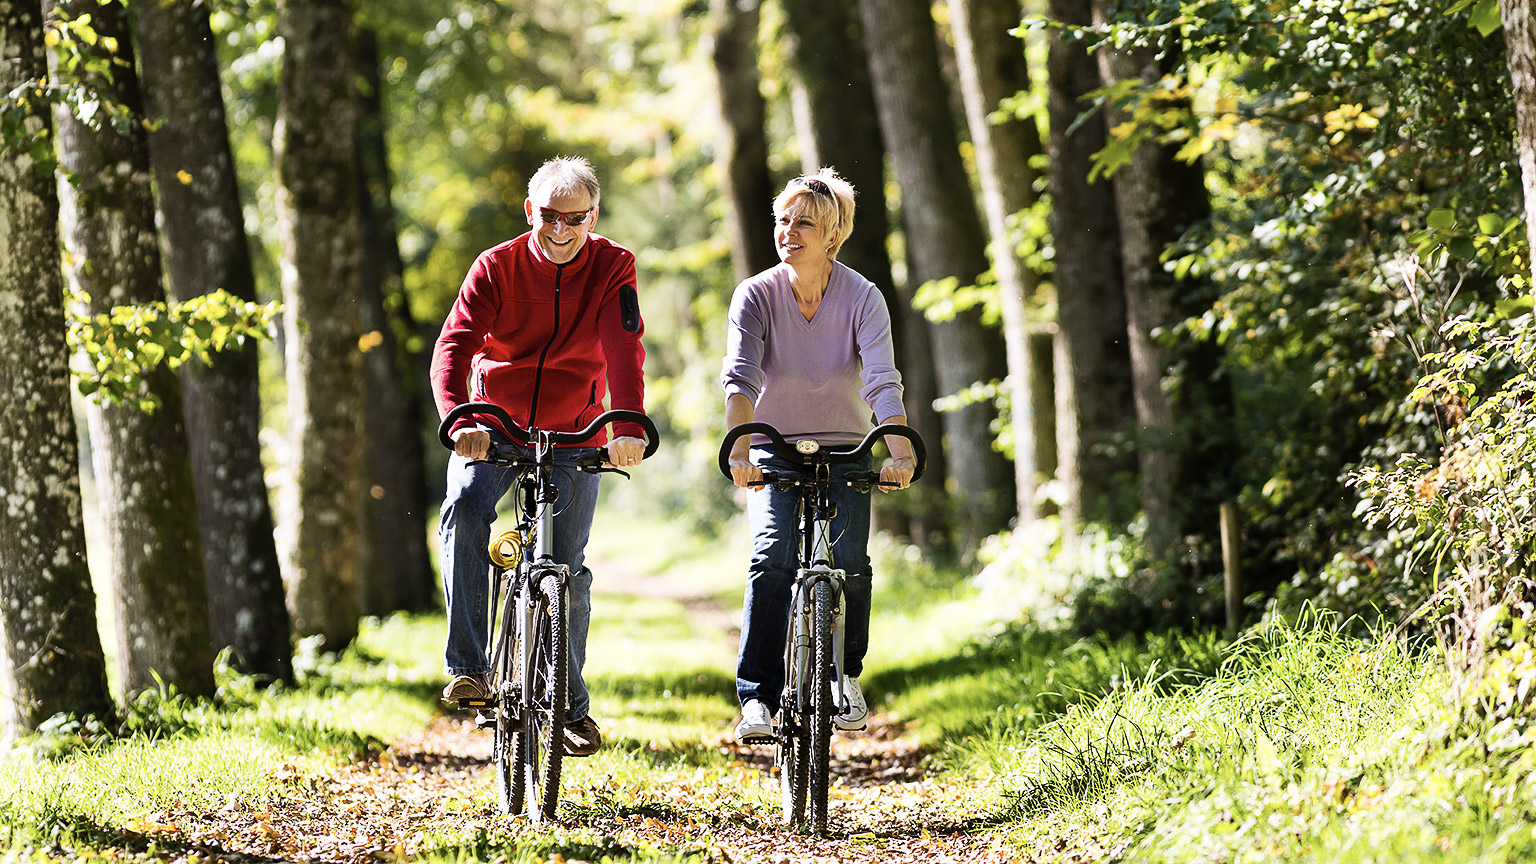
left=437, top=401, right=661, bottom=460
left=716, top=422, right=925, bottom=483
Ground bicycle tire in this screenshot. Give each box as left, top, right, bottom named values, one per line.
left=779, top=600, right=809, bottom=826
left=808, top=579, right=834, bottom=833
left=522, top=570, right=568, bottom=822
left=491, top=574, right=523, bottom=815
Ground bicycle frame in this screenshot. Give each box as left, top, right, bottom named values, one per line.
left=718, top=421, right=925, bottom=833
left=440, top=401, right=659, bottom=823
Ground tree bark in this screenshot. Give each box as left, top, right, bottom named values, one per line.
left=947, top=0, right=1051, bottom=523
left=1045, top=0, right=1135, bottom=528
left=0, top=0, right=114, bottom=738
left=355, top=26, right=434, bottom=615
left=46, top=0, right=215, bottom=700
left=778, top=0, right=947, bottom=546
left=1502, top=0, right=1536, bottom=260
left=709, top=0, right=779, bottom=282
left=861, top=0, right=1017, bottom=557
left=275, top=0, right=364, bottom=651
left=1092, top=0, right=1214, bottom=561
left=136, top=0, right=293, bottom=683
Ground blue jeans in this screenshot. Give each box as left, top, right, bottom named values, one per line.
left=440, top=438, right=600, bottom=722
left=736, top=447, right=873, bottom=713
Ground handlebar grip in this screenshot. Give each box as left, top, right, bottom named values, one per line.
left=717, top=421, right=926, bottom=482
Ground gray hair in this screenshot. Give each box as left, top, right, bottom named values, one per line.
left=528, top=156, right=601, bottom=207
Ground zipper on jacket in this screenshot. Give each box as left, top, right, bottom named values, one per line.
left=527, top=262, right=563, bottom=429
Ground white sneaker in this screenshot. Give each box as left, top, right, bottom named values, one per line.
left=736, top=699, right=775, bottom=742
left=835, top=676, right=868, bottom=731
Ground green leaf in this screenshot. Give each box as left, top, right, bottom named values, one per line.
left=1449, top=237, right=1477, bottom=260
left=1471, top=0, right=1502, bottom=37
left=1478, top=213, right=1505, bottom=235
left=1428, top=209, right=1456, bottom=229
left=1496, top=295, right=1534, bottom=319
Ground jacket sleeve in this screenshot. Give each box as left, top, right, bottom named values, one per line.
left=854, top=283, right=905, bottom=422
left=430, top=253, right=498, bottom=439
left=597, top=253, right=648, bottom=440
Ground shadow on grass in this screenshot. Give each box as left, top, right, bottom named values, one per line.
left=595, top=667, right=737, bottom=702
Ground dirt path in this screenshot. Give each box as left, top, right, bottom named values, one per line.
left=130, top=566, right=1019, bottom=863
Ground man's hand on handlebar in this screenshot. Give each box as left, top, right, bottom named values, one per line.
left=605, top=436, right=646, bottom=469
left=453, top=428, right=491, bottom=461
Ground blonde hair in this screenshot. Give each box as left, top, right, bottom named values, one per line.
left=773, top=167, right=855, bottom=260
left=528, top=155, right=601, bottom=207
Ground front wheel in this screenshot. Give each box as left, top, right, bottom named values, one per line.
left=522, top=570, right=568, bottom=822
left=807, top=579, right=834, bottom=834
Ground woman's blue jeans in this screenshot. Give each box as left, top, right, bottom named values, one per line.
left=736, top=447, right=873, bottom=713
left=440, top=441, right=600, bottom=722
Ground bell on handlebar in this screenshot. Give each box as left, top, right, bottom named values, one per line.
left=795, top=439, right=820, bottom=455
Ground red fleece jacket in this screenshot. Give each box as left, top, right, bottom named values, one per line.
left=431, top=232, right=647, bottom=445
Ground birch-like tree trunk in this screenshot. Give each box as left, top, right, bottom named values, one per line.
left=0, top=0, right=114, bottom=738
left=709, top=0, right=778, bottom=282
left=947, top=0, right=1051, bottom=523
left=1092, top=0, right=1216, bottom=561
left=275, top=0, right=364, bottom=650
left=46, top=0, right=214, bottom=700
left=861, top=0, right=1017, bottom=556
left=136, top=0, right=293, bottom=683
left=1502, top=0, right=1536, bottom=258
left=355, top=27, right=434, bottom=615
left=1045, top=0, right=1135, bottom=528
left=778, top=0, right=948, bottom=546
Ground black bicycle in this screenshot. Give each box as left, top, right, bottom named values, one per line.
left=717, top=421, right=925, bottom=833
left=438, top=402, right=659, bottom=822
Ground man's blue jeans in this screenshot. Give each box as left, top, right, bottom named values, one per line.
left=736, top=447, right=873, bottom=714
left=440, top=440, right=600, bottom=722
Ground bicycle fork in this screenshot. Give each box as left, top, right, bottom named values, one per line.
left=788, top=569, right=850, bottom=719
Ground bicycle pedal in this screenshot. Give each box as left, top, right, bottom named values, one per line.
left=739, top=733, right=776, bottom=745
left=457, top=697, right=494, bottom=711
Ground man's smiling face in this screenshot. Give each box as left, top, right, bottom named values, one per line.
left=524, top=188, right=596, bottom=265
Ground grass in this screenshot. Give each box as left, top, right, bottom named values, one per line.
left=6, top=502, right=1534, bottom=861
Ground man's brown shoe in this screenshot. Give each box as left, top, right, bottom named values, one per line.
left=564, top=715, right=602, bottom=756
left=442, top=673, right=490, bottom=703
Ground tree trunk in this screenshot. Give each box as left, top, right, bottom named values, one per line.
left=709, top=0, right=779, bottom=282
left=947, top=0, right=1050, bottom=523
left=1045, top=0, right=1135, bottom=528
left=778, top=0, right=948, bottom=547
left=275, top=0, right=364, bottom=651
left=1092, top=1, right=1214, bottom=561
left=1503, top=0, right=1536, bottom=260
left=0, top=0, right=114, bottom=738
left=46, top=0, right=215, bottom=701
left=355, top=27, right=434, bottom=615
left=136, top=0, right=293, bottom=684
left=861, top=0, right=1017, bottom=557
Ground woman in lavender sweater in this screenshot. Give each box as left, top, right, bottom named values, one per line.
left=720, top=168, right=919, bottom=742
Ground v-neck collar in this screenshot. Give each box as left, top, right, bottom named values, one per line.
left=784, top=263, right=834, bottom=327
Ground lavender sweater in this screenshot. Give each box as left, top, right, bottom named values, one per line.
left=721, top=262, right=906, bottom=445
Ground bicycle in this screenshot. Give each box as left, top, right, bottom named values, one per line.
left=717, top=421, right=925, bottom=833
left=438, top=401, right=659, bottom=822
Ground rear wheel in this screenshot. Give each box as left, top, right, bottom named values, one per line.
left=522, top=570, right=568, bottom=822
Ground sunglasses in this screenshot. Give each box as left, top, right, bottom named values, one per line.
left=537, top=207, right=593, bottom=227
left=794, top=176, right=832, bottom=196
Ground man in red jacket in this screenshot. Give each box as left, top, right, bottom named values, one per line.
left=431, top=156, right=647, bottom=757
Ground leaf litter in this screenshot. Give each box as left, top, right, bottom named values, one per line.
left=106, top=709, right=1023, bottom=864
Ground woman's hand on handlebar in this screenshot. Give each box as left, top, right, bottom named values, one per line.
left=879, top=456, right=916, bottom=492
left=453, top=428, right=491, bottom=461
left=605, top=436, right=646, bottom=468
left=728, top=453, right=763, bottom=490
